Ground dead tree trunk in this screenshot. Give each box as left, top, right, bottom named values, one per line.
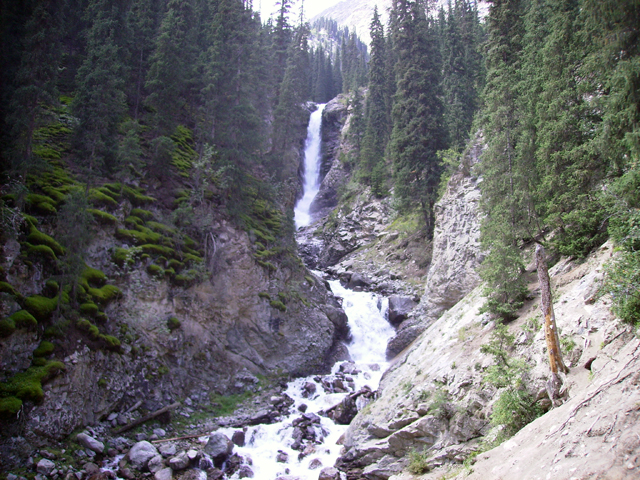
left=536, top=244, right=569, bottom=378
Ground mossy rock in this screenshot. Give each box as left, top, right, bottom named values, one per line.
left=32, top=202, right=57, bottom=215
left=147, top=264, right=164, bottom=276
left=124, top=216, right=143, bottom=228
left=167, top=316, right=181, bottom=331
left=269, top=300, right=287, bottom=312
left=44, top=279, right=59, bottom=297
left=0, top=318, right=16, bottom=337
left=122, top=185, right=155, bottom=205
left=140, top=244, right=175, bottom=257
left=27, top=226, right=64, bottom=256
left=41, top=186, right=67, bottom=204
left=164, top=267, right=175, bottom=276
left=131, top=208, right=154, bottom=220
left=26, top=193, right=58, bottom=207
left=101, top=183, right=122, bottom=195
left=22, top=214, right=38, bottom=226
left=95, top=311, right=108, bottom=323
left=33, top=341, right=55, bottom=357
left=79, top=302, right=99, bottom=316
left=10, top=310, right=37, bottom=329
left=80, top=267, right=107, bottom=289
left=99, top=334, right=121, bottom=351
left=0, top=281, right=19, bottom=297
left=76, top=318, right=100, bottom=339
left=183, top=235, right=197, bottom=248
left=0, top=361, right=65, bottom=404
left=167, top=259, right=183, bottom=270
left=23, top=243, right=58, bottom=263
left=112, top=247, right=136, bottom=267
left=0, top=396, right=22, bottom=416
left=183, top=253, right=203, bottom=264
left=146, top=221, right=177, bottom=235
left=115, top=228, right=163, bottom=245
left=88, top=189, right=118, bottom=208
left=88, top=285, right=121, bottom=305
left=89, top=209, right=117, bottom=226
left=23, top=295, right=58, bottom=321
left=258, top=292, right=271, bottom=300
left=257, top=260, right=277, bottom=272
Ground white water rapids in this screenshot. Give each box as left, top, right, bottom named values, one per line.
left=294, top=104, right=326, bottom=229
left=220, top=282, right=395, bottom=479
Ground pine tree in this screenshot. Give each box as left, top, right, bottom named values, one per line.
left=388, top=0, right=446, bottom=237
left=72, top=0, right=128, bottom=180
left=360, top=6, right=390, bottom=194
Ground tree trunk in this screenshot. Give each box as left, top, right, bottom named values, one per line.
left=536, top=244, right=569, bottom=376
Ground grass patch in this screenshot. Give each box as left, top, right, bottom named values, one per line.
left=209, top=392, right=252, bottom=416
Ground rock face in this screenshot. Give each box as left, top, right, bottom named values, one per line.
left=337, top=242, right=626, bottom=479
left=418, top=136, right=485, bottom=325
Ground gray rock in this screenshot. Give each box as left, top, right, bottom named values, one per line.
left=82, top=463, right=99, bottom=475
left=148, top=454, right=165, bottom=474
left=386, top=324, right=427, bottom=359
left=37, top=459, right=55, bottom=476
left=388, top=296, right=417, bottom=326
left=179, top=469, right=207, bottom=480
left=238, top=465, right=254, bottom=478
left=231, top=430, right=245, bottom=447
left=153, top=428, right=166, bottom=438
left=76, top=433, right=105, bottom=454
left=127, top=441, right=159, bottom=471
left=204, top=433, right=233, bottom=464
left=308, top=458, right=323, bottom=470
left=168, top=451, right=190, bottom=471
left=348, top=273, right=371, bottom=289
left=158, top=443, right=177, bottom=458
left=318, top=467, right=341, bottom=480
left=154, top=467, right=173, bottom=480
left=135, top=433, right=148, bottom=442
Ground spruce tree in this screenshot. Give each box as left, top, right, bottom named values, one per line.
left=388, top=0, right=446, bottom=237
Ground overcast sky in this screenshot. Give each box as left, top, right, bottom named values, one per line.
left=255, top=0, right=343, bottom=23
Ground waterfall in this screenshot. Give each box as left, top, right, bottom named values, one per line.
left=219, top=282, right=395, bottom=480
left=294, top=104, right=327, bottom=229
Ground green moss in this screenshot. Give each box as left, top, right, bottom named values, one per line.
left=99, top=334, right=121, bottom=350
left=95, top=311, right=108, bottom=323
left=122, top=185, right=155, bottom=205
left=88, top=285, right=121, bottom=305
left=183, top=253, right=203, bottom=264
left=131, top=208, right=154, bottom=220
left=76, top=318, right=100, bottom=339
left=97, top=185, right=122, bottom=199
left=257, top=260, right=277, bottom=272
left=0, top=318, right=16, bottom=337
left=112, top=247, right=136, bottom=267
left=258, top=292, right=271, bottom=300
left=164, top=267, right=175, bottom=276
left=23, top=243, right=58, bottom=263
left=44, top=280, right=59, bottom=296
left=183, top=235, right=197, bottom=248
left=0, top=361, right=65, bottom=404
left=135, top=225, right=165, bottom=243
left=167, top=316, right=181, bottom=331
left=124, top=215, right=143, bottom=227
left=22, top=214, right=38, bottom=226
left=115, top=228, right=165, bottom=245
left=79, top=302, right=99, bottom=316
left=24, top=295, right=58, bottom=321
left=88, top=188, right=118, bottom=208
left=27, top=226, right=64, bottom=256
left=140, top=244, right=175, bottom=257
left=80, top=267, right=107, bottom=289
left=41, top=186, right=67, bottom=204
left=170, top=125, right=197, bottom=176
left=0, top=281, right=19, bottom=297
left=269, top=300, right=287, bottom=312
left=10, top=310, right=37, bottom=329
left=97, top=378, right=108, bottom=388
left=167, top=259, right=183, bottom=270
left=27, top=194, right=61, bottom=210
left=33, top=145, right=62, bottom=160
left=147, top=264, right=164, bottom=276
left=0, top=396, right=22, bottom=416
left=89, top=209, right=117, bottom=225
left=32, top=357, right=47, bottom=366
left=146, top=221, right=177, bottom=235
left=33, top=341, right=55, bottom=357
left=32, top=201, right=57, bottom=215
left=172, top=270, right=198, bottom=286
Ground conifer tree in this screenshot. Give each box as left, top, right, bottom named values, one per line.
left=72, top=0, right=128, bottom=179
left=360, top=6, right=390, bottom=194
left=389, top=0, right=446, bottom=237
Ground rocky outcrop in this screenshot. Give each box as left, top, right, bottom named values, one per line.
left=337, top=242, right=622, bottom=479
left=418, top=136, right=485, bottom=324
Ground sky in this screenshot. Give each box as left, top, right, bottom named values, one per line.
left=254, top=0, right=344, bottom=23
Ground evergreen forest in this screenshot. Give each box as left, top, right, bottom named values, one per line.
left=0, top=0, right=639, bottom=421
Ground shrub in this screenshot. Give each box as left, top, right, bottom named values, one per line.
left=490, top=387, right=542, bottom=440
left=407, top=449, right=430, bottom=474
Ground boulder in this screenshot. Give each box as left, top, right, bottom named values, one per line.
left=388, top=296, right=417, bottom=326
left=386, top=324, right=426, bottom=360
left=348, top=273, right=371, bottom=289
left=178, top=469, right=207, bottom=480
left=169, top=452, right=190, bottom=471
left=148, top=455, right=165, bottom=473
left=158, top=444, right=177, bottom=458
left=238, top=465, right=254, bottom=478
left=318, top=467, right=341, bottom=480
left=36, top=459, right=55, bottom=476
left=127, top=441, right=159, bottom=471
left=231, top=431, right=245, bottom=447
left=154, top=467, right=172, bottom=480
left=77, top=433, right=105, bottom=454
left=204, top=433, right=233, bottom=466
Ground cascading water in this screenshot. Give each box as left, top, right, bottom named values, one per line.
left=219, top=282, right=395, bottom=479
left=294, top=104, right=327, bottom=229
